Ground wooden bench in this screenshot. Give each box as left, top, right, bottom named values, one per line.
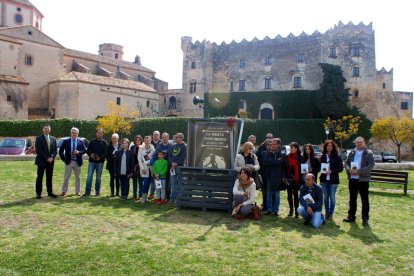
left=177, top=167, right=235, bottom=212
left=370, top=169, right=409, bottom=194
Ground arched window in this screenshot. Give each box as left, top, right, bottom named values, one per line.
left=354, top=90, right=359, bottom=97
left=168, top=96, right=177, bottom=109
left=15, top=14, right=23, bottom=24
left=259, top=103, right=274, bottom=119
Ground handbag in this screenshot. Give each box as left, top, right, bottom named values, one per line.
left=254, top=174, right=263, bottom=190
left=282, top=176, right=293, bottom=190
left=250, top=203, right=262, bottom=220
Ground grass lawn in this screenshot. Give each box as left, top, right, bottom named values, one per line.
left=0, top=160, right=413, bottom=275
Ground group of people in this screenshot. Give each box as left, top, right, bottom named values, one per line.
left=34, top=124, right=186, bottom=204
left=232, top=134, right=375, bottom=228
left=34, top=124, right=374, bottom=229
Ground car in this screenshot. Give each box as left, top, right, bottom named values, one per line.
left=0, top=137, right=31, bottom=155
left=381, top=151, right=397, bottom=163
left=312, top=145, right=322, bottom=158
left=281, top=145, right=290, bottom=155
left=57, top=137, right=89, bottom=151
left=341, top=149, right=352, bottom=161
left=372, top=151, right=382, bottom=163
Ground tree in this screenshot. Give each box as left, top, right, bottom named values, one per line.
left=316, top=63, right=351, bottom=119
left=0, top=82, right=27, bottom=118
left=371, top=117, right=414, bottom=162
left=97, top=101, right=139, bottom=135
left=324, top=115, right=361, bottom=149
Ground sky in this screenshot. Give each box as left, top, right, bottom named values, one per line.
left=31, top=0, right=413, bottom=93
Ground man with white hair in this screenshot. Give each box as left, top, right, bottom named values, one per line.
left=343, top=136, right=375, bottom=226
left=59, top=127, right=86, bottom=196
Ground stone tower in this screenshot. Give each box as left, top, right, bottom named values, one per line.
left=98, top=43, right=124, bottom=60
left=0, top=0, right=43, bottom=30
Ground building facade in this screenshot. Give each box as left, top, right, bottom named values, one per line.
left=180, top=21, right=413, bottom=120
left=0, top=0, right=166, bottom=120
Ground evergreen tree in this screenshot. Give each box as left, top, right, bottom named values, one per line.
left=316, top=63, right=351, bottom=119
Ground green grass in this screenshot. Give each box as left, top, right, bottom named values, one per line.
left=0, top=161, right=413, bottom=275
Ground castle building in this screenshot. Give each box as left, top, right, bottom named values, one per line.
left=0, top=0, right=166, bottom=120
left=180, top=22, right=413, bottom=120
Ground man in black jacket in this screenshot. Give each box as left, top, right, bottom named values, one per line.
left=84, top=128, right=108, bottom=197
left=35, top=124, right=57, bottom=198
left=261, top=138, right=286, bottom=216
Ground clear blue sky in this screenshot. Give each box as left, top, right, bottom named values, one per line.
left=32, top=0, right=413, bottom=95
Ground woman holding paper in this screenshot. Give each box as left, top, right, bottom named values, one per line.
left=319, top=140, right=343, bottom=220
left=286, top=142, right=302, bottom=217
left=301, top=144, right=321, bottom=182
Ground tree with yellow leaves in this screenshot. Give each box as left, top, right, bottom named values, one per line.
left=97, top=101, right=140, bottom=135
left=371, top=116, right=414, bottom=162
left=324, top=115, right=361, bottom=149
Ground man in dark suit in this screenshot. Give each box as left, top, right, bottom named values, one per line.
left=59, top=127, right=86, bottom=196
left=35, top=124, right=58, bottom=199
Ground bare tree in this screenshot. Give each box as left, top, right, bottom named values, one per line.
left=0, top=82, right=28, bottom=113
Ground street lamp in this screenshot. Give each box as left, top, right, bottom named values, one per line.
left=325, top=127, right=329, bottom=141
left=193, top=96, right=220, bottom=117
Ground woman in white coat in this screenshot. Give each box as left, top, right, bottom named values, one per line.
left=138, top=135, right=155, bottom=203
left=235, top=142, right=260, bottom=178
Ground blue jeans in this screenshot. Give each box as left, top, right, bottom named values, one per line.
left=142, top=177, right=150, bottom=194
left=170, top=173, right=177, bottom=201
left=85, top=162, right=104, bottom=195
left=266, top=191, right=280, bottom=213
left=297, top=206, right=324, bottom=229
left=132, top=173, right=142, bottom=197
left=120, top=175, right=130, bottom=199
left=321, top=182, right=338, bottom=216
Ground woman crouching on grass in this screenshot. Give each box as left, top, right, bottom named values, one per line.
left=232, top=167, right=256, bottom=220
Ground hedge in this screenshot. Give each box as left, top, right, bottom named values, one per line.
left=205, top=90, right=321, bottom=119
left=0, top=117, right=370, bottom=147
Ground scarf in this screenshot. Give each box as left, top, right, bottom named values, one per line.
left=239, top=177, right=254, bottom=190
left=287, top=152, right=300, bottom=184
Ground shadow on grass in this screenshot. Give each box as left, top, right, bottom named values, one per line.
left=347, top=222, right=383, bottom=245
left=369, top=190, right=412, bottom=198
left=0, top=195, right=383, bottom=245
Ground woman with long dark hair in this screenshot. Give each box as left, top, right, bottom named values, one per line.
left=319, top=140, right=343, bottom=220
left=286, top=142, right=302, bottom=217
left=301, top=144, right=321, bottom=183
left=130, top=135, right=143, bottom=199
left=232, top=167, right=256, bottom=219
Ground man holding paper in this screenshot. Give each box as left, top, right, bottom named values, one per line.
left=343, top=136, right=375, bottom=226
left=297, top=173, right=325, bottom=229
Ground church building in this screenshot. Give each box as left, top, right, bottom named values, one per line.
left=0, top=0, right=166, bottom=120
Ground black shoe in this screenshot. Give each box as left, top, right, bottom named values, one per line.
left=36, top=194, right=41, bottom=199
left=82, top=193, right=90, bottom=197
left=110, top=194, right=115, bottom=197
left=48, top=193, right=58, bottom=198
left=362, top=218, right=369, bottom=227
left=295, top=212, right=299, bottom=218
left=343, top=217, right=356, bottom=223
left=263, top=211, right=272, bottom=215
left=95, top=193, right=100, bottom=196
left=273, top=213, right=279, bottom=217
left=288, top=212, right=293, bottom=217
left=303, top=220, right=310, bottom=225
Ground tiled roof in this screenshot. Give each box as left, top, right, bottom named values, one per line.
left=63, top=48, right=155, bottom=74
left=0, top=75, right=29, bottom=84
left=50, top=72, right=156, bottom=92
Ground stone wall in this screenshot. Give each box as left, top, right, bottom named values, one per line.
left=181, top=21, right=413, bottom=120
